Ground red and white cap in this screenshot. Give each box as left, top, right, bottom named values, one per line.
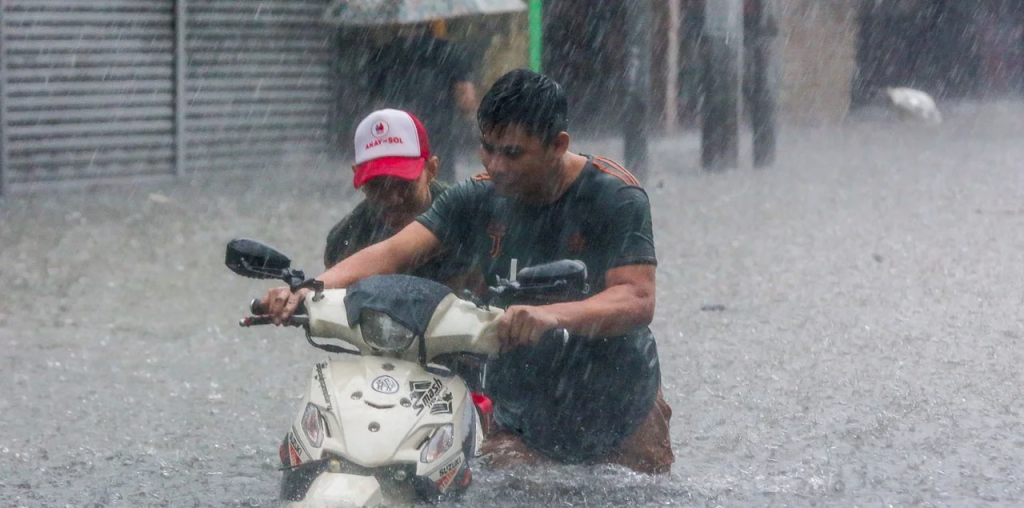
left=352, top=109, right=431, bottom=189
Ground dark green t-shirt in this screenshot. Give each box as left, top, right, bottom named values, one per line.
left=417, top=157, right=660, bottom=459
left=415, top=156, right=657, bottom=293
left=323, top=181, right=469, bottom=283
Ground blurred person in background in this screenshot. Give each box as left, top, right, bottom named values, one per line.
left=365, top=20, right=478, bottom=183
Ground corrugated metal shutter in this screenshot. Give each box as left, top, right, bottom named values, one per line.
left=185, top=0, right=335, bottom=172
left=2, top=0, right=177, bottom=184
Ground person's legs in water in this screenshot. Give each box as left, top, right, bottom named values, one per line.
left=599, top=388, right=674, bottom=474
left=482, top=328, right=672, bottom=472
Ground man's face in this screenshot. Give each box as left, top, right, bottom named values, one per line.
left=478, top=125, right=563, bottom=202
left=360, top=174, right=426, bottom=225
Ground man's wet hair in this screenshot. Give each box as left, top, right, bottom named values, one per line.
left=477, top=69, right=568, bottom=145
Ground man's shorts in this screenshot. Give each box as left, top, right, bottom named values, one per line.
left=483, top=327, right=662, bottom=464
left=482, top=388, right=674, bottom=474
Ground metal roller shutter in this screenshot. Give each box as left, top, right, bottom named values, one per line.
left=1, top=0, right=177, bottom=185
left=185, top=0, right=335, bottom=172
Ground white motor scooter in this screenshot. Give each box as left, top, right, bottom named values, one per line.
left=224, top=239, right=589, bottom=507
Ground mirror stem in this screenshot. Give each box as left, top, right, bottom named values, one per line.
left=285, top=270, right=324, bottom=302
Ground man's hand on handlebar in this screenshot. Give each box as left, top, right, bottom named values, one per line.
left=497, top=305, right=562, bottom=352
left=258, top=286, right=311, bottom=325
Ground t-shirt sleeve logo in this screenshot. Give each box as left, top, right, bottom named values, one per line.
left=487, top=223, right=507, bottom=259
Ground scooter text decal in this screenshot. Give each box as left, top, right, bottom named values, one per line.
left=410, top=378, right=449, bottom=416
left=435, top=454, right=464, bottom=492
left=315, top=362, right=333, bottom=411
left=288, top=430, right=307, bottom=464
left=430, top=391, right=454, bottom=415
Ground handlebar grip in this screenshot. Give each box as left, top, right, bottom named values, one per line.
left=239, top=315, right=309, bottom=328
left=250, top=298, right=267, bottom=315
left=250, top=297, right=308, bottom=316
left=548, top=328, right=570, bottom=344
left=240, top=315, right=274, bottom=327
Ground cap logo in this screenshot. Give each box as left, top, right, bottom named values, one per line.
left=371, top=121, right=389, bottom=139
left=354, top=110, right=423, bottom=165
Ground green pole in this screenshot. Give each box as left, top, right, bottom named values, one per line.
left=529, top=0, right=542, bottom=72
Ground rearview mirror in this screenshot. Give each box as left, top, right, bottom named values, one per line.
left=516, top=260, right=588, bottom=288
left=485, top=260, right=590, bottom=307
left=512, top=259, right=589, bottom=304
left=225, top=238, right=292, bottom=280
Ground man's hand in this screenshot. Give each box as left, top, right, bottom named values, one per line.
left=498, top=305, right=561, bottom=352
left=259, top=286, right=310, bottom=325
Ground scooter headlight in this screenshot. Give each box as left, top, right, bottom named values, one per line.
left=301, top=403, right=324, bottom=448
left=360, top=309, right=416, bottom=352
left=420, top=424, right=454, bottom=463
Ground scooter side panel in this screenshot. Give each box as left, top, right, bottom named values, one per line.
left=291, top=357, right=471, bottom=470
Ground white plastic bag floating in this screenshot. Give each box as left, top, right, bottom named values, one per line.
left=885, top=87, right=943, bottom=124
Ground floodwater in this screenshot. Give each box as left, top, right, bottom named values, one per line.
left=2, top=101, right=1024, bottom=507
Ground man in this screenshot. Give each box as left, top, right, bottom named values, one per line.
left=263, top=69, right=673, bottom=474
left=366, top=22, right=477, bottom=183
left=323, top=108, right=470, bottom=288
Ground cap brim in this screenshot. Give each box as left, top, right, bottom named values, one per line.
left=353, top=157, right=426, bottom=189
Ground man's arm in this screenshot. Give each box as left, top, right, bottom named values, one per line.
left=263, top=222, right=442, bottom=323
left=320, top=221, right=441, bottom=288
left=444, top=39, right=477, bottom=117
left=454, top=81, right=477, bottom=117
left=498, top=264, right=656, bottom=349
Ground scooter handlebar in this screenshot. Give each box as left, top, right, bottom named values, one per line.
left=243, top=297, right=308, bottom=328
left=249, top=297, right=307, bottom=316
left=240, top=315, right=273, bottom=327
left=250, top=298, right=266, bottom=315
left=239, top=315, right=309, bottom=328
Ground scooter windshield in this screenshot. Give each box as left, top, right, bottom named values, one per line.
left=344, top=275, right=452, bottom=337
